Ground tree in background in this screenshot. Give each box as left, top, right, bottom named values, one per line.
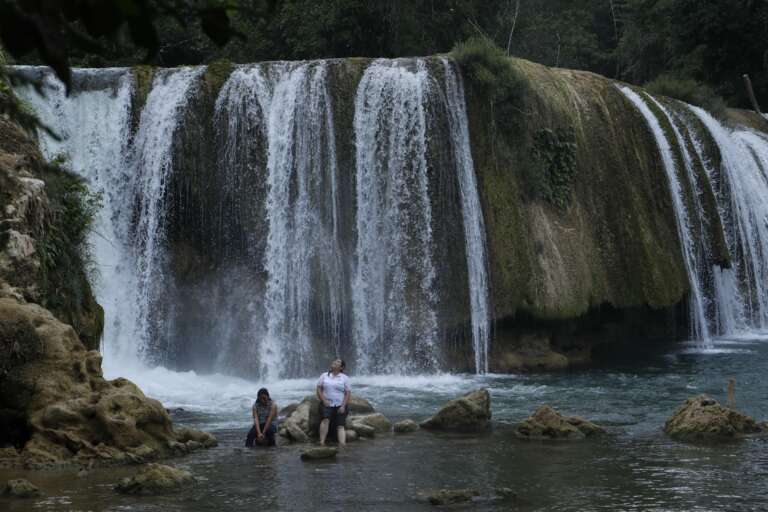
left=1, top=0, right=766, bottom=109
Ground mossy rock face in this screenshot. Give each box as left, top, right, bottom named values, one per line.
left=463, top=56, right=689, bottom=326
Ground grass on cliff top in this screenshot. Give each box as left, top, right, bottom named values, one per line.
left=645, top=74, right=727, bottom=117
left=451, top=37, right=530, bottom=134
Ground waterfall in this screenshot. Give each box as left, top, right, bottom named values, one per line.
left=12, top=67, right=140, bottom=366
left=691, top=108, right=768, bottom=330
left=353, top=59, right=439, bottom=373
left=13, top=59, right=497, bottom=377
left=131, top=67, right=206, bottom=364
left=440, top=58, right=491, bottom=374
left=619, top=87, right=712, bottom=343
left=260, top=62, right=344, bottom=379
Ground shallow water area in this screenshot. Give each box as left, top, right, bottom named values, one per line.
left=3, top=335, right=768, bottom=511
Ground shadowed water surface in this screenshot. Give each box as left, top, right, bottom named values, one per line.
left=2, top=335, right=768, bottom=511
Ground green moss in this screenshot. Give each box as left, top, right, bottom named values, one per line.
left=131, top=65, right=155, bottom=126
left=528, top=127, right=577, bottom=209
left=36, top=157, right=104, bottom=348
left=451, top=38, right=531, bottom=137
left=203, top=58, right=234, bottom=96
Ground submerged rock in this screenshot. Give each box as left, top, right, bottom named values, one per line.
left=3, top=478, right=41, bottom=498
left=114, top=463, right=193, bottom=495
left=300, top=447, right=337, bottom=461
left=420, top=388, right=491, bottom=432
left=665, top=394, right=765, bottom=440
left=514, top=405, right=605, bottom=440
left=428, top=488, right=480, bottom=506
left=174, top=427, right=218, bottom=448
left=393, top=419, right=419, bottom=434
left=349, top=413, right=391, bottom=433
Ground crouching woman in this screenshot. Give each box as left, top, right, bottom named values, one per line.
left=246, top=388, right=278, bottom=447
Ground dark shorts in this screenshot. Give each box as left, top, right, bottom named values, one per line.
left=321, top=405, right=348, bottom=427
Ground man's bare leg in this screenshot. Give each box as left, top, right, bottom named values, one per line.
left=337, top=426, right=346, bottom=447
left=319, top=418, right=329, bottom=446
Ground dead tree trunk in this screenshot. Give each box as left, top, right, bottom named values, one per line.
left=743, top=74, right=763, bottom=115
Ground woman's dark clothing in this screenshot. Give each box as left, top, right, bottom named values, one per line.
left=321, top=404, right=348, bottom=427
left=245, top=423, right=276, bottom=447
left=246, top=398, right=277, bottom=447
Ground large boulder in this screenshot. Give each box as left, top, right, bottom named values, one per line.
left=514, top=405, right=605, bottom=440
left=114, top=464, right=193, bottom=495
left=420, top=389, right=491, bottom=432
left=279, top=394, right=376, bottom=442
left=665, top=394, right=765, bottom=440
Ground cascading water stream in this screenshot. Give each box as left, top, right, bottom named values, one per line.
left=619, top=87, right=711, bottom=343
left=131, top=67, right=206, bottom=364
left=353, top=59, right=439, bottom=374
left=440, top=58, right=491, bottom=374
left=260, top=62, right=345, bottom=379
left=691, top=107, right=768, bottom=330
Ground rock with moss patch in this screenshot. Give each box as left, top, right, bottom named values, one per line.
left=300, top=447, right=337, bottom=461
left=3, top=478, right=41, bottom=498
left=114, top=463, right=193, bottom=495
left=514, top=405, right=604, bottom=440
left=420, top=388, right=491, bottom=432
left=665, top=394, right=765, bottom=440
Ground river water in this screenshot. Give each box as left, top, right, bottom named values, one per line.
left=3, top=334, right=768, bottom=511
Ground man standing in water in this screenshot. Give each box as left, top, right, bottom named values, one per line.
left=316, top=359, right=351, bottom=446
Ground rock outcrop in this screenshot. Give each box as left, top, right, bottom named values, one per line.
left=114, top=464, right=194, bottom=495
left=420, top=388, right=491, bottom=432
left=665, top=395, right=765, bottom=440
left=0, top=116, right=215, bottom=469
left=514, top=405, right=605, bottom=440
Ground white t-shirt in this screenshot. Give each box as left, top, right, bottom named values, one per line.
left=316, top=372, right=350, bottom=407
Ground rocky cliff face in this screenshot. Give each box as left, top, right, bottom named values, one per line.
left=0, top=117, right=214, bottom=468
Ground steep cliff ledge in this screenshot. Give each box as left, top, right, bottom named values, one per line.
left=0, top=117, right=215, bottom=468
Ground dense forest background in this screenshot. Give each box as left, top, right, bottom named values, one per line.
left=3, top=0, right=768, bottom=109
